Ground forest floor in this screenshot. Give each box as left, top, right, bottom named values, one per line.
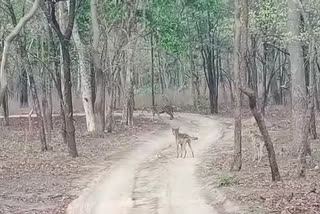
left=198, top=106, right=320, bottom=214
left=67, top=113, right=243, bottom=214
left=0, top=112, right=166, bottom=214
left=1, top=107, right=320, bottom=214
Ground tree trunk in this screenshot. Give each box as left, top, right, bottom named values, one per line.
left=48, top=80, right=53, bottom=130
left=298, top=93, right=313, bottom=177
left=42, top=0, right=77, bottom=157
left=73, top=22, right=96, bottom=132
left=122, top=48, right=135, bottom=126
left=315, top=53, right=320, bottom=111
left=106, top=85, right=115, bottom=132
left=288, top=0, right=307, bottom=154
left=29, top=72, right=48, bottom=151
left=250, top=35, right=258, bottom=94
left=20, top=70, right=29, bottom=107
left=309, top=39, right=317, bottom=139
left=158, top=50, right=164, bottom=94
left=48, top=26, right=66, bottom=143
left=5, top=0, right=29, bottom=108
left=40, top=35, right=49, bottom=137
left=240, top=87, right=281, bottom=181
left=60, top=41, right=78, bottom=157
left=2, top=89, right=9, bottom=126
left=151, top=31, right=155, bottom=106
left=261, top=41, right=268, bottom=115
left=231, top=0, right=242, bottom=171
left=91, top=0, right=105, bottom=133
left=0, top=0, right=41, bottom=103
left=28, top=108, right=34, bottom=134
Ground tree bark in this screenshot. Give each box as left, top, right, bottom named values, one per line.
left=48, top=26, right=66, bottom=143
left=298, top=92, right=313, bottom=177
left=2, top=90, right=9, bottom=126
left=42, top=0, right=78, bottom=157
left=309, top=39, right=317, bottom=140
left=73, top=22, right=96, bottom=132
left=122, top=46, right=135, bottom=126
left=240, top=87, right=281, bottom=181
left=48, top=79, right=53, bottom=130
left=5, top=0, right=29, bottom=107
left=0, top=0, right=41, bottom=103
left=106, top=84, right=115, bottom=132
left=230, top=0, right=242, bottom=171
left=61, top=41, right=78, bottom=157
left=29, top=72, right=48, bottom=151
left=287, top=0, right=307, bottom=154
left=91, top=0, right=105, bottom=133
left=20, top=70, right=29, bottom=107
left=151, top=31, right=155, bottom=106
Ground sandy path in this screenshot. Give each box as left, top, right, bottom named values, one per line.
left=67, top=113, right=233, bottom=214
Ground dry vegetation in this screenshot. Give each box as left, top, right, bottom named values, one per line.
left=198, top=106, right=320, bottom=214
left=0, top=113, right=166, bottom=214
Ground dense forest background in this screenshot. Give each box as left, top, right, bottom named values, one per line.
left=1, top=0, right=320, bottom=213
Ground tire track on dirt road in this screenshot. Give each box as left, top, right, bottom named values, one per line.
left=67, top=113, right=240, bottom=214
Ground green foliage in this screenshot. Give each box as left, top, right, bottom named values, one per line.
left=143, top=0, right=228, bottom=56
left=77, top=0, right=91, bottom=41
left=101, top=1, right=125, bottom=25
left=145, top=0, right=188, bottom=55
left=250, top=0, right=287, bottom=42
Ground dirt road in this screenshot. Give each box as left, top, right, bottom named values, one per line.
left=67, top=113, right=239, bottom=214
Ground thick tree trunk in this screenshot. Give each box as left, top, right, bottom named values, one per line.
left=42, top=0, right=78, bottom=157
left=298, top=94, right=313, bottom=177
left=206, top=50, right=218, bottom=114
left=73, top=23, right=96, bottom=132
left=91, top=0, right=105, bottom=133
left=288, top=0, right=307, bottom=154
left=122, top=49, right=135, bottom=126
left=94, top=67, right=106, bottom=133
left=60, top=41, right=78, bottom=157
left=231, top=0, right=242, bottom=171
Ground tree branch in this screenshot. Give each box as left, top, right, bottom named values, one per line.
left=0, top=0, right=41, bottom=104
